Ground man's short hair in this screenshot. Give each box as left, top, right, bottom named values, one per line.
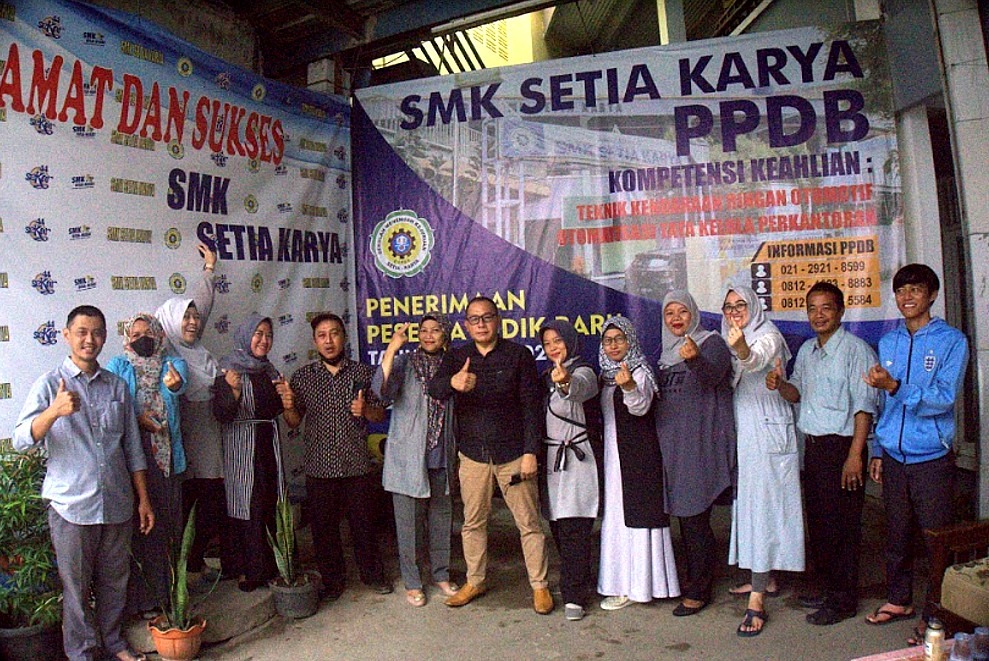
left=66, top=305, right=106, bottom=329
left=806, top=281, right=845, bottom=312
left=892, top=263, right=940, bottom=293
left=310, top=312, right=345, bottom=335
left=467, top=296, right=499, bottom=315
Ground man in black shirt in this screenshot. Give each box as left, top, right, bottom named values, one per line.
left=429, top=296, right=551, bottom=614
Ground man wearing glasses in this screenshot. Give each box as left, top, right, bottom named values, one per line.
left=428, top=296, right=551, bottom=614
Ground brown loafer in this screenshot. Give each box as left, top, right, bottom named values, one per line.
left=533, top=587, right=554, bottom=615
left=445, top=582, right=486, bottom=607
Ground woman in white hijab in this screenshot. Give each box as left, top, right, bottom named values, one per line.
left=721, top=285, right=805, bottom=637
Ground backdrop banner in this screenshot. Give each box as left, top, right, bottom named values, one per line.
left=353, top=21, right=902, bottom=368
left=0, top=0, right=352, bottom=476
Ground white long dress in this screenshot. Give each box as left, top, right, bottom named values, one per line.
left=597, top=371, right=681, bottom=602
left=728, top=332, right=806, bottom=573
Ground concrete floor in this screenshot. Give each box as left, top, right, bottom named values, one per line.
left=190, top=490, right=923, bottom=661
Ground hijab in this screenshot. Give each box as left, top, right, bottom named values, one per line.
left=720, top=284, right=792, bottom=363
left=598, top=315, right=658, bottom=391
left=409, top=314, right=452, bottom=452
left=219, top=313, right=280, bottom=381
left=123, top=313, right=171, bottom=475
left=659, top=290, right=717, bottom=368
left=540, top=319, right=592, bottom=388
left=155, top=297, right=219, bottom=402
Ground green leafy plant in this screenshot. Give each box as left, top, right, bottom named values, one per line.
left=150, top=502, right=199, bottom=631
left=266, top=498, right=304, bottom=586
left=0, top=449, right=61, bottom=628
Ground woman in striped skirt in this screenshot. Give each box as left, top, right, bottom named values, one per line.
left=213, top=313, right=294, bottom=592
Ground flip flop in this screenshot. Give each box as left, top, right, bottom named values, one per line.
left=406, top=589, right=426, bottom=607
left=865, top=606, right=915, bottom=625
left=737, top=608, right=769, bottom=637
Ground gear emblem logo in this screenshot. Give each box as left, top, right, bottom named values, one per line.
left=370, top=209, right=435, bottom=279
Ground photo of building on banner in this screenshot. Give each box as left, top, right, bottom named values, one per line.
left=354, top=21, right=902, bottom=364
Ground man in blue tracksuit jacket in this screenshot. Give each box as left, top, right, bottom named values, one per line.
left=862, top=264, right=969, bottom=631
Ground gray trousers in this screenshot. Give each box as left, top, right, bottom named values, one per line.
left=392, top=468, right=452, bottom=590
left=49, top=508, right=133, bottom=661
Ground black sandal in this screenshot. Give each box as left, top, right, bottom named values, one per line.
left=737, top=608, right=769, bottom=637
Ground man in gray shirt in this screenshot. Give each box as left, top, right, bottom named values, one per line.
left=766, top=282, right=877, bottom=626
left=13, top=305, right=153, bottom=661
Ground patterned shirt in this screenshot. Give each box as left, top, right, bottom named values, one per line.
left=13, top=356, right=146, bottom=525
left=289, top=359, right=381, bottom=479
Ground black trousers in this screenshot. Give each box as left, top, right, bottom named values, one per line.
left=550, top=517, right=595, bottom=607
left=307, top=473, right=384, bottom=590
left=678, top=506, right=716, bottom=602
left=881, top=450, right=955, bottom=616
left=182, top=477, right=237, bottom=574
left=228, top=433, right=279, bottom=583
left=804, top=434, right=865, bottom=610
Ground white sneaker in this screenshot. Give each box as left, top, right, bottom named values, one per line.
left=600, top=596, right=632, bottom=611
left=565, top=603, right=585, bottom=621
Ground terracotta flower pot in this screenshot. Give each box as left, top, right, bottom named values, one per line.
left=148, top=615, right=206, bottom=661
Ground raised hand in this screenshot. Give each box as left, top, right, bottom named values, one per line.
left=163, top=363, right=183, bottom=391
left=864, top=363, right=896, bottom=391
left=274, top=376, right=295, bottom=411
left=451, top=357, right=477, bottom=393
left=550, top=358, right=570, bottom=386
left=51, top=378, right=80, bottom=417
left=199, top=242, right=217, bottom=270
left=726, top=318, right=747, bottom=352
left=765, top=357, right=785, bottom=390
left=350, top=389, right=366, bottom=417
left=615, top=361, right=634, bottom=391
left=224, top=369, right=241, bottom=390
left=680, top=335, right=699, bottom=361
left=388, top=323, right=409, bottom=351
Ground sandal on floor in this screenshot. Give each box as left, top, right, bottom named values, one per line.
left=865, top=606, right=915, bottom=626
left=737, top=608, right=769, bottom=637
left=435, top=582, right=459, bottom=597
left=406, top=589, right=426, bottom=607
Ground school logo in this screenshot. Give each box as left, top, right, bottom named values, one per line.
left=73, top=275, right=97, bottom=291
left=25, top=218, right=50, bottom=241
left=164, top=228, right=182, bottom=250
left=334, top=145, right=346, bottom=160
left=278, top=278, right=291, bottom=290
left=215, top=72, right=231, bottom=90
left=168, top=141, right=185, bottom=159
left=83, top=31, right=106, bottom=46
left=215, top=274, right=230, bottom=294
left=274, top=164, right=288, bottom=176
left=370, top=210, right=435, bottom=279
left=251, top=273, right=263, bottom=293
left=924, top=351, right=937, bottom=372
left=69, top=225, right=91, bottom=240
left=38, top=15, right=62, bottom=39
left=31, top=271, right=57, bottom=295
left=34, top=320, right=58, bottom=346
left=169, top=273, right=187, bottom=294
left=339, top=276, right=350, bottom=292
left=335, top=174, right=347, bottom=189
left=71, top=174, right=94, bottom=189
left=26, top=165, right=52, bottom=189
left=244, top=195, right=259, bottom=214
left=177, top=56, right=193, bottom=77
left=251, top=83, right=266, bottom=102
left=72, top=125, right=96, bottom=138
left=277, top=202, right=293, bottom=213
left=247, top=158, right=260, bottom=173
left=30, top=114, right=54, bottom=135
left=337, top=208, right=349, bottom=223
left=282, top=352, right=298, bottom=365
left=210, top=152, right=228, bottom=167
left=214, top=314, right=230, bottom=334
left=278, top=314, right=293, bottom=326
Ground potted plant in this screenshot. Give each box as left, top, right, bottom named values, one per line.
left=147, top=503, right=207, bottom=661
left=0, top=447, right=63, bottom=661
left=267, top=498, right=318, bottom=618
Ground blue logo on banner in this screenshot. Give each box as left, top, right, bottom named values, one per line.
left=32, top=271, right=57, bottom=295
left=210, top=153, right=228, bottom=167
left=26, top=166, right=52, bottom=189
left=215, top=275, right=230, bottom=294
left=336, top=174, right=347, bottom=189
left=69, top=225, right=92, bottom=240
left=38, top=15, right=63, bottom=39
left=337, top=208, right=349, bottom=223
left=34, top=321, right=58, bottom=346
left=25, top=218, right=50, bottom=241
left=74, top=275, right=97, bottom=291
left=30, top=114, right=54, bottom=135
left=278, top=314, right=293, bottom=326
left=214, top=314, right=230, bottom=334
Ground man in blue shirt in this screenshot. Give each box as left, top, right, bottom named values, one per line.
left=13, top=305, right=153, bottom=661
left=767, top=281, right=877, bottom=625
left=860, top=264, right=969, bottom=632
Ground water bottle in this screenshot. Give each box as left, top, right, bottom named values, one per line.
left=926, top=619, right=945, bottom=661
left=951, top=632, right=972, bottom=661
left=971, top=627, right=989, bottom=661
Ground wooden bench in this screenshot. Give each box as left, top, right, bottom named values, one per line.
left=924, top=519, right=989, bottom=633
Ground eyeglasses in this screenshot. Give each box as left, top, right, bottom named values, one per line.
left=465, top=313, right=498, bottom=326
left=722, top=302, right=748, bottom=314
left=601, top=336, right=627, bottom=347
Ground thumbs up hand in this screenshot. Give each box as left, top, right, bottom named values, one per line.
left=350, top=389, right=366, bottom=417
left=52, top=378, right=80, bottom=417
left=615, top=362, right=635, bottom=392
left=550, top=358, right=570, bottom=386
left=765, top=357, right=785, bottom=391
left=451, top=357, right=477, bottom=393
left=680, top=335, right=700, bottom=361
left=274, top=376, right=295, bottom=411
left=163, top=362, right=183, bottom=391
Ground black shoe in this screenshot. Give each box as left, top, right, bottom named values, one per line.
left=798, top=594, right=826, bottom=609
left=672, top=600, right=708, bottom=617
left=369, top=581, right=394, bottom=595
left=806, top=605, right=857, bottom=626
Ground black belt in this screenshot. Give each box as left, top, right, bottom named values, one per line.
left=544, top=435, right=588, bottom=472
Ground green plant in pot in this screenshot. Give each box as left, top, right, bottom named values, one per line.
left=0, top=447, right=63, bottom=660
left=266, top=498, right=318, bottom=618
left=146, top=502, right=207, bottom=661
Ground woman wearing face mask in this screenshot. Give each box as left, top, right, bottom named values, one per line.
left=213, top=314, right=294, bottom=592
left=372, top=315, right=459, bottom=607
left=539, top=319, right=600, bottom=622
left=154, top=244, right=234, bottom=590
left=597, top=316, right=679, bottom=612
left=106, top=313, right=188, bottom=618
left=655, top=291, right=735, bottom=618
left=721, top=285, right=804, bottom=637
